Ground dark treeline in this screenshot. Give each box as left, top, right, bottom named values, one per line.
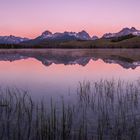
left=0, top=35, right=140, bottom=49
left=111, top=34, right=136, bottom=42
left=0, top=43, right=140, bottom=49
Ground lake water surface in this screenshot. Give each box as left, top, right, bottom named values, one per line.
left=1, top=49, right=140, bottom=140
left=0, top=49, right=140, bottom=99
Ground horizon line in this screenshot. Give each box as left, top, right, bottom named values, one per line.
left=0, top=26, right=139, bottom=39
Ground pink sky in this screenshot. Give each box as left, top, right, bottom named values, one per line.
left=0, top=0, right=140, bottom=38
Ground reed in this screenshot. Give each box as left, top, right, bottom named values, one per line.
left=0, top=80, right=140, bottom=140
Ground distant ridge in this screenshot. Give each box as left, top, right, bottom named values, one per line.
left=0, top=27, right=140, bottom=47
left=102, top=27, right=140, bottom=38
left=36, top=30, right=91, bottom=41
left=0, top=35, right=29, bottom=44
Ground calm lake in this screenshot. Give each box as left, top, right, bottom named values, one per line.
left=1, top=49, right=140, bottom=140
left=0, top=49, right=140, bottom=99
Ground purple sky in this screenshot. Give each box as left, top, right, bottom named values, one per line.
left=0, top=0, right=140, bottom=38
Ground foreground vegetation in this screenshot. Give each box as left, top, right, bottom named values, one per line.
left=0, top=80, right=140, bottom=140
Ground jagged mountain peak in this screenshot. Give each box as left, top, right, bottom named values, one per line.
left=77, top=30, right=91, bottom=40
left=0, top=35, right=29, bottom=44
left=121, top=27, right=130, bottom=30
left=131, top=27, right=137, bottom=31
left=78, top=30, right=88, bottom=34
left=37, top=30, right=91, bottom=41
left=92, top=36, right=99, bottom=40
left=40, top=30, right=52, bottom=39
left=41, top=30, right=52, bottom=35
left=103, top=27, right=140, bottom=38
left=119, top=27, right=138, bottom=33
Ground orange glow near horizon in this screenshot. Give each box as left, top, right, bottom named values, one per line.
left=1, top=25, right=140, bottom=39
left=0, top=0, right=140, bottom=38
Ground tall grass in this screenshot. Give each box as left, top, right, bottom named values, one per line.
left=77, top=80, right=140, bottom=140
left=0, top=80, right=140, bottom=140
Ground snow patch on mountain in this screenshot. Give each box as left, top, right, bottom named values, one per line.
left=37, top=30, right=91, bottom=40
left=102, top=27, right=140, bottom=38
left=0, top=35, right=29, bottom=44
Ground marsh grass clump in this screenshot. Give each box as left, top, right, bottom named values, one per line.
left=77, top=80, right=140, bottom=140
left=0, top=89, right=75, bottom=140
left=0, top=80, right=140, bottom=140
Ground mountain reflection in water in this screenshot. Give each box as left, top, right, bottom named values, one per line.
left=0, top=49, right=139, bottom=99
left=0, top=49, right=140, bottom=69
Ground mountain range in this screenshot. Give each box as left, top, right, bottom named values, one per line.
left=102, top=27, right=140, bottom=38
left=37, top=30, right=93, bottom=41
left=0, top=35, right=29, bottom=44
left=0, top=27, right=140, bottom=45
